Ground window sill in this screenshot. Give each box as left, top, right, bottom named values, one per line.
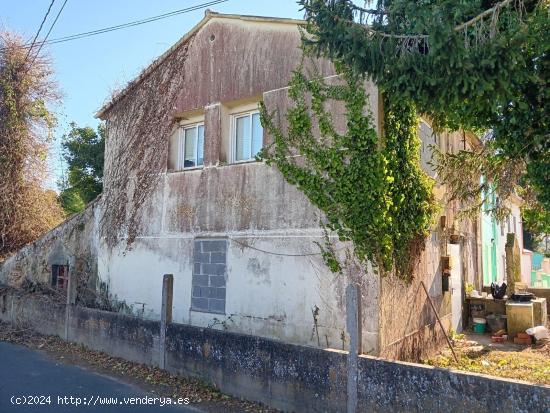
left=230, top=159, right=262, bottom=165
left=168, top=166, right=205, bottom=173
left=190, top=307, right=226, bottom=315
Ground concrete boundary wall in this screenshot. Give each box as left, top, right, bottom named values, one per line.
left=0, top=292, right=548, bottom=413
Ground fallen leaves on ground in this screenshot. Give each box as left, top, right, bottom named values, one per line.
left=0, top=322, right=277, bottom=412
left=423, top=336, right=550, bottom=385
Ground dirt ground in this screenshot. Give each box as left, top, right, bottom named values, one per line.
left=0, top=321, right=277, bottom=413
left=424, top=332, right=550, bottom=385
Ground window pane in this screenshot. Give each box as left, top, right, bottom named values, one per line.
left=235, top=115, right=251, bottom=161
left=184, top=127, right=197, bottom=168
left=251, top=113, right=263, bottom=158
left=197, top=125, right=204, bottom=166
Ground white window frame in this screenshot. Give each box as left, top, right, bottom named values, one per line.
left=230, top=110, right=263, bottom=163
left=177, top=122, right=204, bottom=170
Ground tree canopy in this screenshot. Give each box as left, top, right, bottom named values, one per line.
left=59, top=123, right=105, bottom=215
left=300, top=0, right=549, bottom=229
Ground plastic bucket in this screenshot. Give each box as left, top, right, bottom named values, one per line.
left=474, top=322, right=486, bottom=333
left=473, top=317, right=486, bottom=334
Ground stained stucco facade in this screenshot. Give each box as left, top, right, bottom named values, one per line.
left=95, top=12, right=382, bottom=352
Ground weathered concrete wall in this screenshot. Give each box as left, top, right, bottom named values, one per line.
left=69, top=306, right=160, bottom=365
left=2, top=293, right=549, bottom=413
left=98, top=233, right=377, bottom=352
left=165, top=323, right=348, bottom=412
left=96, top=15, right=381, bottom=353
left=378, top=126, right=480, bottom=360
left=0, top=200, right=99, bottom=293
left=0, top=293, right=65, bottom=338
left=356, top=356, right=550, bottom=413
left=173, top=16, right=333, bottom=116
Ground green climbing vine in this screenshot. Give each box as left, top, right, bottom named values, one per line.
left=383, top=98, right=437, bottom=277
left=259, top=63, right=436, bottom=279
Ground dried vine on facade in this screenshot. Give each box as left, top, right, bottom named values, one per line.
left=100, top=36, right=195, bottom=249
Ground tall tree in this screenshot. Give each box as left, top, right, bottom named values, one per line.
left=0, top=32, right=64, bottom=257
left=59, top=122, right=104, bottom=214
left=300, top=0, right=549, bottom=229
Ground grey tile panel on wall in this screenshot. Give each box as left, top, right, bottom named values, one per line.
left=191, top=239, right=227, bottom=314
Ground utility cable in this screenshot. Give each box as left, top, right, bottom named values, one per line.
left=229, top=236, right=347, bottom=257
left=24, top=0, right=56, bottom=62
left=8, top=0, right=228, bottom=53
left=28, top=0, right=69, bottom=66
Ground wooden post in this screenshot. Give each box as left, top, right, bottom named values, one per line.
left=159, top=274, right=173, bottom=369
left=346, top=283, right=361, bottom=413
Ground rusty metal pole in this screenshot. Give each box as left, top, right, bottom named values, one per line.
left=420, top=281, right=458, bottom=363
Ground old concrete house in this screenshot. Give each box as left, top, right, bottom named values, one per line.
left=0, top=11, right=484, bottom=360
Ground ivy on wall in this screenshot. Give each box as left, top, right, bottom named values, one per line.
left=259, top=63, right=436, bottom=278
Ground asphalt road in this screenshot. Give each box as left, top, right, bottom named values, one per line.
left=0, top=341, right=200, bottom=413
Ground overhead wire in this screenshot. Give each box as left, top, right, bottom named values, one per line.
left=5, top=0, right=228, bottom=53
left=229, top=237, right=347, bottom=257
left=28, top=0, right=69, bottom=66
left=23, top=0, right=56, bottom=62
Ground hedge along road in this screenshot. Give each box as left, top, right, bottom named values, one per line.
left=0, top=341, right=201, bottom=412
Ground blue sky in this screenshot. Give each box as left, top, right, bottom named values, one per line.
left=1, top=0, right=305, bottom=188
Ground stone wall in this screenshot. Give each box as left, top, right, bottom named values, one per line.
left=0, top=200, right=99, bottom=295
left=0, top=293, right=65, bottom=338
left=1, top=292, right=548, bottom=413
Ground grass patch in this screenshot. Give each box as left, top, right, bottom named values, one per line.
left=424, top=338, right=550, bottom=385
